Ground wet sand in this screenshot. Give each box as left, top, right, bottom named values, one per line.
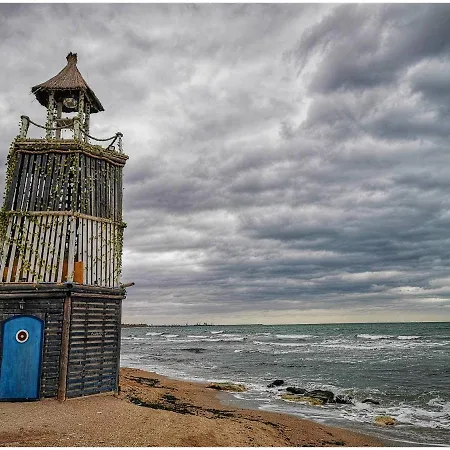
left=0, top=367, right=385, bottom=447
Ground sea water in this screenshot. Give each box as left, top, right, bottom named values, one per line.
left=120, top=322, right=450, bottom=446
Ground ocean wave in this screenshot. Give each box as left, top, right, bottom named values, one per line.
left=163, top=334, right=179, bottom=338
left=180, top=347, right=207, bottom=353
left=356, top=334, right=394, bottom=340
left=210, top=330, right=224, bottom=334
left=397, top=335, right=421, bottom=340
left=253, top=340, right=307, bottom=347
left=275, top=334, right=312, bottom=340
left=209, top=337, right=246, bottom=342
left=145, top=332, right=163, bottom=336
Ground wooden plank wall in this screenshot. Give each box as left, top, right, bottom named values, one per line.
left=0, top=150, right=124, bottom=287
left=66, top=296, right=121, bottom=398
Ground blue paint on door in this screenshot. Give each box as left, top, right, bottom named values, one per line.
left=0, top=315, right=44, bottom=400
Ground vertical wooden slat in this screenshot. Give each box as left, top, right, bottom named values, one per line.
left=92, top=220, right=97, bottom=285
left=83, top=218, right=89, bottom=285
left=38, top=215, right=52, bottom=281
left=42, top=154, right=55, bottom=211
left=50, top=154, right=65, bottom=211
left=21, top=216, right=36, bottom=281
left=49, top=215, right=63, bottom=282
left=13, top=153, right=29, bottom=211
left=36, top=153, right=48, bottom=211
left=80, top=154, right=86, bottom=214
left=6, top=215, right=20, bottom=283
left=13, top=215, right=30, bottom=282
left=118, top=168, right=123, bottom=221
left=67, top=216, right=76, bottom=281
left=28, top=154, right=42, bottom=212
left=85, top=156, right=92, bottom=216
left=92, top=157, right=97, bottom=217
left=59, top=155, right=71, bottom=211
left=0, top=216, right=12, bottom=278
left=35, top=215, right=49, bottom=281
left=4, top=151, right=22, bottom=210
left=27, top=215, right=41, bottom=282
left=57, top=215, right=69, bottom=282
left=21, top=157, right=36, bottom=211
left=108, top=222, right=113, bottom=287
left=101, top=221, right=107, bottom=286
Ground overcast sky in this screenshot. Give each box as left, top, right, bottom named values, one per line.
left=1, top=3, right=450, bottom=324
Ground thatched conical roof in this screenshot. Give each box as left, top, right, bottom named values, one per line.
left=31, top=52, right=104, bottom=113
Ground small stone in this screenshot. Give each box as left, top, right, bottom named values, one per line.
left=267, top=379, right=285, bottom=388
left=375, top=415, right=397, bottom=426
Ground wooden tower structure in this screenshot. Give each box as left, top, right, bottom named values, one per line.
left=0, top=52, right=129, bottom=401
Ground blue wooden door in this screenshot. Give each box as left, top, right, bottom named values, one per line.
left=0, top=315, right=44, bottom=400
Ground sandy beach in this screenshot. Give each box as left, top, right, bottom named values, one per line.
left=0, top=367, right=385, bottom=447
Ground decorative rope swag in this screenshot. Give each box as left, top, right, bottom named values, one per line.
left=19, top=115, right=124, bottom=152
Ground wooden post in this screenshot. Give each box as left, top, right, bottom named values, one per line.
left=19, top=116, right=29, bottom=138
left=55, top=102, right=62, bottom=139
left=58, top=291, right=72, bottom=401
left=73, top=117, right=80, bottom=141
left=84, top=103, right=90, bottom=143
left=46, top=91, right=55, bottom=139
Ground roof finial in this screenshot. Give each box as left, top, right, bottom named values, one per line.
left=66, top=52, right=78, bottom=65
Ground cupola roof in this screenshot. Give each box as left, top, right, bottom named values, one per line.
left=31, top=52, right=104, bottom=113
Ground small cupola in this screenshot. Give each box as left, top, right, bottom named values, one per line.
left=30, top=52, right=103, bottom=140
left=31, top=52, right=104, bottom=113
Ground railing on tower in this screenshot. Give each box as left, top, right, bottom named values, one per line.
left=18, top=115, right=123, bottom=153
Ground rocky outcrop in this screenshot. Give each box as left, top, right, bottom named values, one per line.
left=286, top=387, right=307, bottom=395
left=281, top=394, right=325, bottom=406
left=281, top=388, right=353, bottom=405
left=267, top=380, right=285, bottom=388
left=207, top=382, right=247, bottom=392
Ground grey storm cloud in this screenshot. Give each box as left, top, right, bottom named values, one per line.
left=0, top=3, right=450, bottom=324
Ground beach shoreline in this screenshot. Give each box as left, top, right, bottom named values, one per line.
left=0, top=367, right=390, bottom=447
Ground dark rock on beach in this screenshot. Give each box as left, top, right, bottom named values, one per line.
left=267, top=380, right=285, bottom=388
left=307, top=389, right=335, bottom=403
left=282, top=387, right=353, bottom=405
left=286, top=387, right=307, bottom=395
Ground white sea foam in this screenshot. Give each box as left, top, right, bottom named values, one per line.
left=356, top=334, right=394, bottom=340
left=253, top=340, right=307, bottom=347
left=145, top=332, right=163, bottom=336
left=397, top=335, right=421, bottom=340
left=275, top=334, right=312, bottom=339
left=209, top=337, right=246, bottom=342
left=163, top=334, right=179, bottom=338
left=210, top=330, right=224, bottom=334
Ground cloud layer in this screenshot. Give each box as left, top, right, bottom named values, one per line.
left=1, top=4, right=450, bottom=324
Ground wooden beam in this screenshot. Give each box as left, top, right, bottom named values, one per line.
left=57, top=292, right=72, bottom=401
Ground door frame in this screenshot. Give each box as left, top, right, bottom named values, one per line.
left=0, top=314, right=45, bottom=401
